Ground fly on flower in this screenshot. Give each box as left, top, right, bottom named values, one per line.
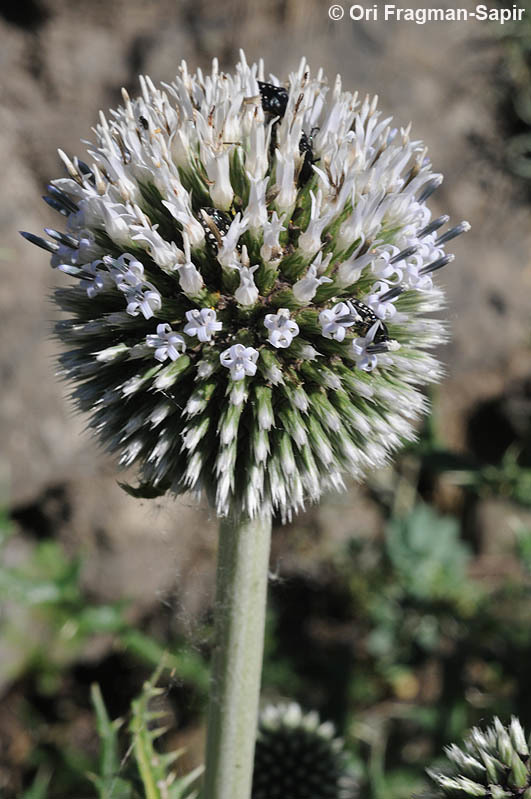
left=198, top=207, right=236, bottom=254
left=297, top=127, right=319, bottom=187
left=344, top=299, right=391, bottom=345
left=21, top=52, right=468, bottom=520
left=257, top=81, right=289, bottom=118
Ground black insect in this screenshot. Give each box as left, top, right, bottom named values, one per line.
left=298, top=127, right=319, bottom=187
left=258, top=81, right=317, bottom=186
left=348, top=300, right=390, bottom=344
left=198, top=207, right=235, bottom=254
left=268, top=120, right=279, bottom=158
left=139, top=115, right=149, bottom=130
left=258, top=81, right=289, bottom=118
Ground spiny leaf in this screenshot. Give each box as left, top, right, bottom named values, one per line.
left=89, top=684, right=134, bottom=799
left=129, top=661, right=202, bottom=799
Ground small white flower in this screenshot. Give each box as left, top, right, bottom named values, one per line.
left=49, top=241, right=77, bottom=269
left=297, top=190, right=332, bottom=257
left=274, top=151, right=297, bottom=214
left=364, top=281, right=398, bottom=320
left=80, top=260, right=113, bottom=298
left=216, top=213, right=249, bottom=268
left=63, top=193, right=101, bottom=233
left=402, top=254, right=435, bottom=290
left=76, top=230, right=102, bottom=263
left=146, top=323, right=186, bottom=362
left=260, top=212, right=285, bottom=264
left=201, top=144, right=233, bottom=210
left=371, top=247, right=403, bottom=283
left=162, top=195, right=205, bottom=248
left=246, top=122, right=269, bottom=180
left=336, top=247, right=375, bottom=288
left=263, top=308, right=300, bottom=348
left=319, top=301, right=356, bottom=342
left=352, top=323, right=381, bottom=372
left=177, top=233, right=204, bottom=296
left=184, top=308, right=222, bottom=342
left=101, top=203, right=134, bottom=246
left=107, top=253, right=145, bottom=292
left=337, top=191, right=386, bottom=250
left=292, top=259, right=332, bottom=303
left=126, top=285, right=162, bottom=319
left=131, top=227, right=183, bottom=272
left=234, top=264, right=260, bottom=307
left=177, top=261, right=204, bottom=295
left=220, top=343, right=259, bottom=381
left=244, top=175, right=268, bottom=231
left=229, top=381, right=248, bottom=407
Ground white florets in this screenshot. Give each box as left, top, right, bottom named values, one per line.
left=319, top=302, right=355, bottom=342
left=220, top=344, right=259, bottom=381
left=146, top=323, right=186, bottom=362
left=352, top=325, right=381, bottom=372
left=23, top=51, right=468, bottom=520
left=292, top=256, right=333, bottom=303
left=263, top=309, right=300, bottom=349
left=183, top=308, right=223, bottom=342
left=125, top=285, right=162, bottom=319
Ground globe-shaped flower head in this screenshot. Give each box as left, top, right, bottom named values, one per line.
left=252, top=703, right=357, bottom=799
left=22, top=52, right=468, bottom=521
left=425, top=717, right=531, bottom=797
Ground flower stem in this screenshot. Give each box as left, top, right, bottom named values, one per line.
left=203, top=513, right=272, bottom=799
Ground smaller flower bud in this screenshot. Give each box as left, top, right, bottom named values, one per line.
left=234, top=264, right=260, bottom=307
left=201, top=144, right=233, bottom=210
left=176, top=233, right=204, bottom=296
left=292, top=262, right=332, bottom=303
left=252, top=703, right=357, bottom=799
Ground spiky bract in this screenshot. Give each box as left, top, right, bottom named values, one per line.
left=426, top=717, right=531, bottom=798
left=252, top=703, right=357, bottom=799
left=23, top=53, right=467, bottom=520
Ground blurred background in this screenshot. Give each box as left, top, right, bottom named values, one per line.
left=1, top=0, right=531, bottom=796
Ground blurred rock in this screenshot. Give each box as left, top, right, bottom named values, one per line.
left=272, top=483, right=383, bottom=578
left=475, top=498, right=531, bottom=558
left=10, top=473, right=218, bottom=618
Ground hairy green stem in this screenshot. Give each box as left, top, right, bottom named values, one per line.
left=203, top=513, right=272, bottom=799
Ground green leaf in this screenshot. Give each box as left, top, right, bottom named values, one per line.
left=129, top=662, right=202, bottom=799
left=89, top=684, right=133, bottom=799
left=20, top=769, right=51, bottom=799
left=385, top=504, right=472, bottom=601
left=120, top=631, right=209, bottom=695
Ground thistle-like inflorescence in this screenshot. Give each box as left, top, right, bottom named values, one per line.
left=22, top=52, right=468, bottom=520
left=426, top=717, right=531, bottom=798
left=252, top=703, right=357, bottom=799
